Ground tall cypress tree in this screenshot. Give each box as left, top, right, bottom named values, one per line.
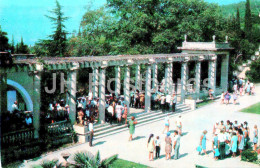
left=236, top=7, right=241, bottom=30
left=45, top=0, right=68, bottom=57
left=245, top=0, right=252, bottom=34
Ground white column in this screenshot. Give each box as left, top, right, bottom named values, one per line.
left=186, top=64, right=189, bottom=82
left=195, top=61, right=201, bottom=100
left=67, top=70, right=77, bottom=124
left=169, top=62, right=173, bottom=93
left=152, top=63, right=158, bottom=91
left=208, top=58, right=217, bottom=94
left=33, top=72, right=41, bottom=138
left=98, top=67, right=106, bottom=123
left=145, top=64, right=152, bottom=112
left=164, top=63, right=169, bottom=93
left=115, top=66, right=121, bottom=97
left=181, top=62, right=187, bottom=103
left=124, top=66, right=130, bottom=112
left=221, top=54, right=229, bottom=91
left=92, top=67, right=99, bottom=98
left=135, top=64, right=140, bottom=90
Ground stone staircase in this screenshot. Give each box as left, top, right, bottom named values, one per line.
left=93, top=103, right=191, bottom=139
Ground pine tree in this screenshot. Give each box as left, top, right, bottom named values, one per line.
left=17, top=37, right=29, bottom=54
left=0, top=26, right=9, bottom=51
left=10, top=35, right=15, bottom=54
left=245, top=0, right=252, bottom=34
left=236, top=7, right=240, bottom=30
left=45, top=0, right=68, bottom=57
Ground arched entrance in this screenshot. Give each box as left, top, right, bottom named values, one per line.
left=7, top=79, right=33, bottom=111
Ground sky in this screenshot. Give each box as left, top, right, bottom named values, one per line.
left=0, top=0, right=245, bottom=46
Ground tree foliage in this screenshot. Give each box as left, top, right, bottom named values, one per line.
left=73, top=151, right=118, bottom=168
left=67, top=0, right=227, bottom=56
left=32, top=0, right=68, bottom=57
left=0, top=26, right=9, bottom=51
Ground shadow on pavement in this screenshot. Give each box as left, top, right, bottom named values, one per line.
left=133, top=136, right=146, bottom=141
left=181, top=132, right=189, bottom=136
left=94, top=141, right=106, bottom=146
left=179, top=153, right=188, bottom=159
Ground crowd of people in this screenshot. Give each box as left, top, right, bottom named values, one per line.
left=130, top=89, right=177, bottom=112
left=2, top=101, right=33, bottom=133
left=145, top=115, right=183, bottom=161
left=197, top=120, right=258, bottom=160
left=220, top=78, right=255, bottom=105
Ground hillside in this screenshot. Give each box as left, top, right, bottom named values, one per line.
left=220, top=0, right=260, bottom=17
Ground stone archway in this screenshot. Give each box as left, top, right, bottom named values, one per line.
left=7, top=79, right=33, bottom=111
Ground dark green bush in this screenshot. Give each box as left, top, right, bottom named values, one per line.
left=241, top=149, right=258, bottom=162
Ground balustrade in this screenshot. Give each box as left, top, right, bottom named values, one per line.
left=1, top=128, right=35, bottom=148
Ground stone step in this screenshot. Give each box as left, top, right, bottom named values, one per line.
left=94, top=108, right=193, bottom=139
left=94, top=104, right=185, bottom=129
left=94, top=106, right=190, bottom=134
left=94, top=105, right=191, bottom=138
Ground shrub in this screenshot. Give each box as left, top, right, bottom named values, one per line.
left=241, top=149, right=258, bottom=162
left=246, top=59, right=260, bottom=83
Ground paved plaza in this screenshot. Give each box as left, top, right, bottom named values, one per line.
left=22, top=85, right=260, bottom=168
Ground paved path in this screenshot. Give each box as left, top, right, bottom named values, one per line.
left=23, top=86, right=260, bottom=168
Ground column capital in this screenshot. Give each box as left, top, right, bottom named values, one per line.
left=149, top=58, right=155, bottom=64
left=126, top=59, right=134, bottom=65
left=209, top=55, right=217, bottom=61
left=197, top=55, right=204, bottom=62
left=70, top=62, right=79, bottom=70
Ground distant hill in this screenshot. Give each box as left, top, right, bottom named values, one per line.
left=220, top=0, right=260, bottom=18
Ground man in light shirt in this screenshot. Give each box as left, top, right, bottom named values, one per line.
left=173, top=130, right=181, bottom=160
left=89, top=120, right=94, bottom=147
left=218, top=129, right=226, bottom=160
left=88, top=90, right=93, bottom=101
left=11, top=101, right=19, bottom=114
left=165, top=93, right=171, bottom=111
left=171, top=93, right=177, bottom=112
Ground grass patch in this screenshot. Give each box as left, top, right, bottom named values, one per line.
left=240, top=102, right=260, bottom=114
left=196, top=100, right=214, bottom=108
left=110, top=159, right=148, bottom=168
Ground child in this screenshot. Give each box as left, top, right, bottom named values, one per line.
left=155, top=136, right=161, bottom=159
left=220, top=91, right=224, bottom=104
left=212, top=133, right=219, bottom=160
left=239, top=86, right=243, bottom=96
left=233, top=92, right=238, bottom=105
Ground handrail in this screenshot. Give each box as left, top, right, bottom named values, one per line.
left=2, top=127, right=34, bottom=137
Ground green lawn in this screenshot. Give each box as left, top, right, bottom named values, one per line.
left=196, top=100, right=214, bottom=108
left=110, top=159, right=148, bottom=168
left=240, top=102, right=260, bottom=114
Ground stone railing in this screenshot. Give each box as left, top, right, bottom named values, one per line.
left=1, top=128, right=35, bottom=148
left=44, top=120, right=72, bottom=136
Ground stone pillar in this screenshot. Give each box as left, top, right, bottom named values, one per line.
left=115, top=66, right=121, bottom=97
left=92, top=67, right=99, bottom=98
left=67, top=70, right=77, bottom=124
left=221, top=54, right=229, bottom=91
left=33, top=72, right=41, bottom=138
left=164, top=63, right=170, bottom=93
left=0, top=73, right=7, bottom=114
left=195, top=61, right=201, bottom=100
left=145, top=64, right=152, bottom=112
left=124, top=65, right=130, bottom=112
left=168, top=62, right=173, bottom=93
left=181, top=62, right=188, bottom=103
left=208, top=57, right=217, bottom=94
left=135, top=64, right=140, bottom=90
left=152, top=63, right=158, bottom=91
left=98, top=67, right=106, bottom=124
